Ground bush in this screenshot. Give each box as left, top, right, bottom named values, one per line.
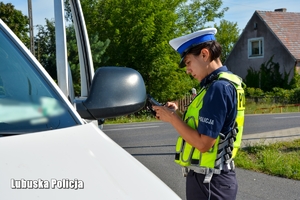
left=245, top=56, right=291, bottom=91
left=246, top=87, right=300, bottom=104
left=245, top=87, right=264, bottom=97
left=290, top=88, right=300, bottom=104
left=269, top=87, right=291, bottom=104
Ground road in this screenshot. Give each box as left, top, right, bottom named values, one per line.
left=244, top=113, right=300, bottom=134
left=102, top=113, right=300, bottom=200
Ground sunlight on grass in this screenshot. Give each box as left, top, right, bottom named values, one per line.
left=105, top=112, right=157, bottom=124
left=245, top=101, right=300, bottom=114
left=235, top=139, right=300, bottom=180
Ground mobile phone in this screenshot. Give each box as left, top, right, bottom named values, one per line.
left=147, top=94, right=162, bottom=106
left=146, top=94, right=162, bottom=115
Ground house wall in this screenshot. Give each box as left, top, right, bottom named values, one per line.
left=225, top=12, right=295, bottom=82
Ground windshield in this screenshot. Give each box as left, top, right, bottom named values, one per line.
left=0, top=24, right=79, bottom=136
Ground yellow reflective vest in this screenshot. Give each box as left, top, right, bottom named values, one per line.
left=175, top=72, right=245, bottom=169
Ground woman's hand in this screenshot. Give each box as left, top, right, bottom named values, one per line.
left=164, top=102, right=178, bottom=111
left=153, top=102, right=179, bottom=123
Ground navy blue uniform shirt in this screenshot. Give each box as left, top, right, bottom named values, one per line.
left=197, top=66, right=237, bottom=139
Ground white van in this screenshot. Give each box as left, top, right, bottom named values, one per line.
left=0, top=0, right=180, bottom=199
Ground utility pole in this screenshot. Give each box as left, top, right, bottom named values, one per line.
left=28, top=0, right=35, bottom=55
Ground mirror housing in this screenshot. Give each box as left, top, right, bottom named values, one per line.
left=76, top=67, right=146, bottom=119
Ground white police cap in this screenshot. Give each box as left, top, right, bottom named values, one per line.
left=169, top=28, right=217, bottom=67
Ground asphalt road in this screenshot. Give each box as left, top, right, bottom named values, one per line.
left=244, top=113, right=300, bottom=134
left=102, top=113, right=300, bottom=200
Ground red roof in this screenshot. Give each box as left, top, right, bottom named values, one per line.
left=256, top=10, right=300, bottom=60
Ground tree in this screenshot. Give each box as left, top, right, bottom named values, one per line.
left=244, top=56, right=291, bottom=91
left=34, top=19, right=57, bottom=80
left=34, top=18, right=110, bottom=96
left=259, top=56, right=290, bottom=91
left=176, top=0, right=228, bottom=34
left=78, top=0, right=227, bottom=101
left=79, top=0, right=182, bottom=101
left=244, top=67, right=260, bottom=89
left=214, top=19, right=239, bottom=63
left=0, top=2, right=30, bottom=46
left=66, top=24, right=110, bottom=95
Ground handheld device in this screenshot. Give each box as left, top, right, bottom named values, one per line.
left=146, top=94, right=162, bottom=116
left=147, top=94, right=162, bottom=106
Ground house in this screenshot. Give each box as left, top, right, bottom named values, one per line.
left=225, top=8, right=300, bottom=83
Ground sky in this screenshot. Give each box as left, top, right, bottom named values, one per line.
left=2, top=0, right=300, bottom=34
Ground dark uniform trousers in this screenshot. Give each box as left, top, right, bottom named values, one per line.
left=186, top=170, right=237, bottom=200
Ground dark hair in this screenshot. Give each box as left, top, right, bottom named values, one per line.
left=187, top=41, right=222, bottom=62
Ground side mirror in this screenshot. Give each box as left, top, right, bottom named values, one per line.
left=76, top=67, right=146, bottom=119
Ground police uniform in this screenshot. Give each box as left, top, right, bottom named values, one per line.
left=169, top=28, right=245, bottom=200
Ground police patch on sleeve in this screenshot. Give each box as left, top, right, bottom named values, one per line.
left=199, top=116, right=214, bottom=125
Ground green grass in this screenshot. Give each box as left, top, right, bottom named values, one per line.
left=235, top=139, right=300, bottom=180
left=245, top=101, right=300, bottom=114
left=104, top=112, right=157, bottom=124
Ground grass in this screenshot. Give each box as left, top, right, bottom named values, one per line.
left=104, top=112, right=157, bottom=124
left=235, top=139, right=300, bottom=180
left=245, top=101, right=300, bottom=114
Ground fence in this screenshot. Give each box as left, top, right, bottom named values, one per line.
left=254, top=104, right=300, bottom=114
left=176, top=94, right=194, bottom=112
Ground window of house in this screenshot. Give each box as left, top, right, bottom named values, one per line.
left=248, top=37, right=264, bottom=58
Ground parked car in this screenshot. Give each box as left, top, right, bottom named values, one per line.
left=0, top=0, right=180, bottom=199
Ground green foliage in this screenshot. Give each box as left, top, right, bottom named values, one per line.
left=78, top=0, right=228, bottom=101
left=176, top=0, right=228, bottom=34
left=245, top=56, right=290, bottom=91
left=3, top=0, right=240, bottom=102
left=89, top=35, right=110, bottom=69
left=34, top=19, right=57, bottom=80
left=34, top=19, right=109, bottom=95
left=214, top=20, right=239, bottom=63
left=289, top=67, right=300, bottom=89
left=235, top=139, right=300, bottom=180
left=290, top=88, right=300, bottom=104
left=105, top=109, right=157, bottom=124
left=0, top=2, right=30, bottom=46
left=80, top=0, right=184, bottom=101
left=65, top=25, right=110, bottom=95
left=260, top=56, right=289, bottom=91
left=246, top=86, right=300, bottom=104
left=245, top=87, right=264, bottom=97
left=245, top=67, right=260, bottom=88
left=268, top=87, right=291, bottom=103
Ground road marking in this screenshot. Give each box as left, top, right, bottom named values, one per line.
left=103, top=125, right=160, bottom=131
left=103, top=122, right=164, bottom=127
left=273, top=116, right=300, bottom=119
left=123, top=144, right=175, bottom=149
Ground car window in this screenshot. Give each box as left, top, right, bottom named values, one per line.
left=0, top=25, right=79, bottom=136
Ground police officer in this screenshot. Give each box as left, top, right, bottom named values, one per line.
left=153, top=28, right=245, bottom=200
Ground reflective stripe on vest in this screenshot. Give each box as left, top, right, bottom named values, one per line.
left=174, top=72, right=245, bottom=169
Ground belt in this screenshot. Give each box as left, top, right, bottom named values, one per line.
left=182, top=161, right=235, bottom=177
left=189, top=166, right=221, bottom=175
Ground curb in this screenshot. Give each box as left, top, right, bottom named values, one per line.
left=241, top=127, right=300, bottom=147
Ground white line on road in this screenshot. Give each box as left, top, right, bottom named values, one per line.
left=103, top=126, right=160, bottom=131
left=273, top=116, right=300, bottom=119
left=104, top=122, right=164, bottom=127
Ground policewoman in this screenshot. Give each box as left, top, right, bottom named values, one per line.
left=153, top=28, right=245, bottom=200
